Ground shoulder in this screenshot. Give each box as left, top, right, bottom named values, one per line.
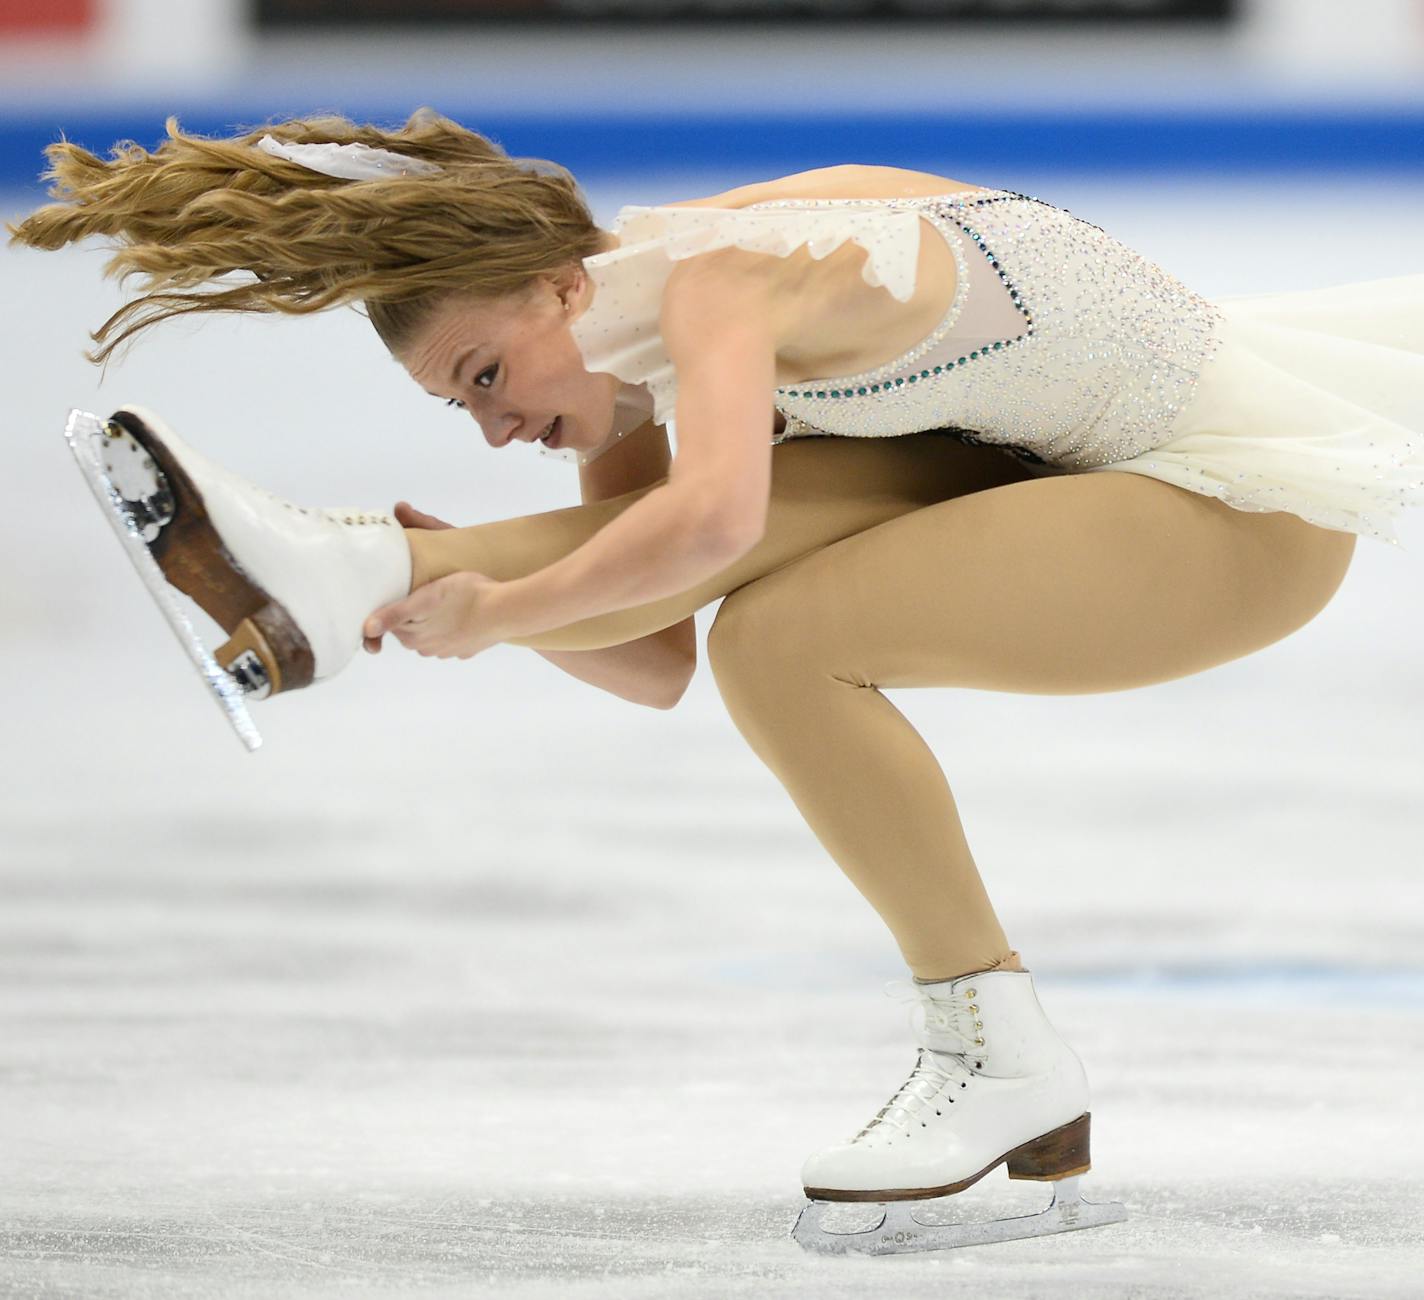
left=655, top=163, right=975, bottom=210
left=658, top=164, right=861, bottom=210
left=661, top=241, right=784, bottom=295
left=649, top=205, right=812, bottom=322
left=658, top=248, right=782, bottom=359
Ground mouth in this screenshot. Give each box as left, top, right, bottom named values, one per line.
left=537, top=416, right=561, bottom=448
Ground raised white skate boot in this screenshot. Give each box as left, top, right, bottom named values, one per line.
left=791, top=968, right=1128, bottom=1255
left=63, top=405, right=412, bottom=751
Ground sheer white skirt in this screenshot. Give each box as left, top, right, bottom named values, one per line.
left=1084, top=272, right=1424, bottom=547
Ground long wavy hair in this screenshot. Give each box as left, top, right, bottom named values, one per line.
left=6, top=107, right=604, bottom=365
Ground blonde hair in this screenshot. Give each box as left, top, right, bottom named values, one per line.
left=6, top=107, right=604, bottom=365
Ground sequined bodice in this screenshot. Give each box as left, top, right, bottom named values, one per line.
left=758, top=188, right=1226, bottom=470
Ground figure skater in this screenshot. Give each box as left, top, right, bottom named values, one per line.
left=10, top=108, right=1422, bottom=1254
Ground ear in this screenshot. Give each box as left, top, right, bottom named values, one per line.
left=546, top=262, right=587, bottom=314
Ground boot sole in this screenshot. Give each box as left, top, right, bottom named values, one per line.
left=108, top=408, right=315, bottom=695
left=803, top=1110, right=1092, bottom=1203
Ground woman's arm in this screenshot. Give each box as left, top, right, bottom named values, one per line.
left=490, top=273, right=777, bottom=643
left=373, top=262, right=779, bottom=666
left=530, top=419, right=698, bottom=709
left=532, top=616, right=696, bottom=709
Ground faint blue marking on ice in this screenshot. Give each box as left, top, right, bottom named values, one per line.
left=1060, top=962, right=1424, bottom=1008
left=700, top=958, right=1424, bottom=1008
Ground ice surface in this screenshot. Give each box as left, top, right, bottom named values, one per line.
left=1, top=174, right=1422, bottom=1297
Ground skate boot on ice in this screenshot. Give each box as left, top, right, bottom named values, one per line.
left=63, top=405, right=412, bottom=751
left=791, top=968, right=1128, bottom=1255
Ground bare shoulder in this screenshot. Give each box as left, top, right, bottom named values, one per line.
left=655, top=162, right=982, bottom=306
left=659, top=246, right=779, bottom=341
left=651, top=163, right=984, bottom=383
left=662, top=164, right=987, bottom=209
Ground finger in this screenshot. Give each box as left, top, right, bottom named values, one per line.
left=365, top=586, right=436, bottom=639
left=395, top=501, right=455, bottom=531
left=392, top=619, right=434, bottom=646
left=365, top=605, right=404, bottom=639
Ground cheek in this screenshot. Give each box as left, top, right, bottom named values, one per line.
left=522, top=338, right=577, bottom=391
left=549, top=352, right=594, bottom=403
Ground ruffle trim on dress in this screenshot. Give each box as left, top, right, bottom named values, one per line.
left=1082, top=303, right=1424, bottom=547
left=571, top=205, right=923, bottom=427
left=1082, top=425, right=1424, bottom=546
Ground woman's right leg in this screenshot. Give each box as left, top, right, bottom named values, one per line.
left=406, top=432, right=1044, bottom=651
left=400, top=432, right=1040, bottom=977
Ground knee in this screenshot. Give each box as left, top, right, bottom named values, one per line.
left=706, top=585, right=778, bottom=682
left=706, top=583, right=812, bottom=712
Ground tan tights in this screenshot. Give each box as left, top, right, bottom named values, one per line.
left=407, top=431, right=1357, bottom=980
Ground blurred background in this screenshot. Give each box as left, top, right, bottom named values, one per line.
left=2, top=3, right=1422, bottom=1297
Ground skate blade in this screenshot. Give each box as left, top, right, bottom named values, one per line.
left=64, top=408, right=262, bottom=752
left=790, top=1174, right=1128, bottom=1256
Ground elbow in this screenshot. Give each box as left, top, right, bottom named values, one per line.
left=706, top=513, right=765, bottom=562
left=652, top=660, right=697, bottom=710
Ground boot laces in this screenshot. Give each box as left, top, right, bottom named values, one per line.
left=850, top=979, right=983, bottom=1140
left=233, top=477, right=389, bottom=528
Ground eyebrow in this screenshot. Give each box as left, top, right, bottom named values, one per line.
left=420, top=342, right=488, bottom=398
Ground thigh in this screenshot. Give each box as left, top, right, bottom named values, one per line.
left=501, top=431, right=1042, bottom=650
left=709, top=468, right=1358, bottom=693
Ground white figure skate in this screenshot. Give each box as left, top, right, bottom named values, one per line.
left=63, top=405, right=412, bottom=751
left=791, top=969, right=1128, bottom=1255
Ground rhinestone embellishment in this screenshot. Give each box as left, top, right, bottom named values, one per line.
left=775, top=206, right=1030, bottom=400
left=767, top=188, right=1225, bottom=473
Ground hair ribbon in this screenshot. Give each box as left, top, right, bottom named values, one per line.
left=255, top=134, right=442, bottom=182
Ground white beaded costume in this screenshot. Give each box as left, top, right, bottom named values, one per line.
left=563, top=186, right=1424, bottom=546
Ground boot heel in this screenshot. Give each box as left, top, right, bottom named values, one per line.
left=1005, top=1112, right=1092, bottom=1181
left=215, top=602, right=315, bottom=698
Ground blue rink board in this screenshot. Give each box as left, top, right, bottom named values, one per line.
left=2, top=104, right=1422, bottom=188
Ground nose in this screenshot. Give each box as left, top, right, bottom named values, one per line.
left=470, top=406, right=523, bottom=449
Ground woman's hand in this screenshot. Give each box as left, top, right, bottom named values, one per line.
left=364, top=501, right=450, bottom=654
left=364, top=501, right=508, bottom=660
left=364, top=569, right=509, bottom=661
left=391, top=500, right=452, bottom=533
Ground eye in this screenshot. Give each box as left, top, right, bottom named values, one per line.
left=442, top=364, right=497, bottom=410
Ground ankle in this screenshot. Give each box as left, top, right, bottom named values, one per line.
left=913, top=949, right=1027, bottom=984
left=403, top=527, right=431, bottom=593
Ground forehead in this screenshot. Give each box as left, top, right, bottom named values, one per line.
left=402, top=290, right=530, bottom=372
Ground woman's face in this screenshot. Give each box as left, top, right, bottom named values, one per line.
left=397, top=266, right=619, bottom=459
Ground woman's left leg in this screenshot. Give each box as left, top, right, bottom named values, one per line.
left=704, top=468, right=1358, bottom=980
left=404, top=432, right=1040, bottom=650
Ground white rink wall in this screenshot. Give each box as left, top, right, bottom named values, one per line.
left=2, top=0, right=1424, bottom=103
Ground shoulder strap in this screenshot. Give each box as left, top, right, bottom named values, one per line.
left=568, top=204, right=923, bottom=428
left=604, top=203, right=922, bottom=302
